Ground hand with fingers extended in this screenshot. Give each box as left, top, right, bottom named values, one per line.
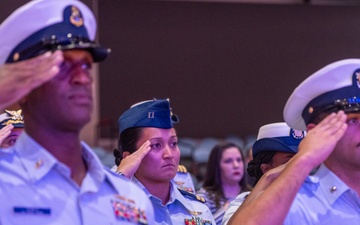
left=116, top=140, right=151, bottom=179
left=228, top=111, right=348, bottom=225
left=297, top=111, right=347, bottom=168
left=0, top=50, right=63, bottom=110
left=0, top=124, right=14, bottom=146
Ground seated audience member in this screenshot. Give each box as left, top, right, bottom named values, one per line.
left=222, top=122, right=305, bottom=225
left=228, top=59, right=359, bottom=225
left=197, top=142, right=252, bottom=225
left=114, top=99, right=215, bottom=225
left=0, top=110, right=24, bottom=148
left=0, top=1, right=154, bottom=224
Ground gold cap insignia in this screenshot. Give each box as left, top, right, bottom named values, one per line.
left=70, top=6, right=83, bottom=27
left=1, top=110, right=24, bottom=126
left=291, top=129, right=304, bottom=139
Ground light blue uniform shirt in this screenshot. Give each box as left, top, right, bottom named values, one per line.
left=0, top=132, right=155, bottom=225
left=132, top=177, right=216, bottom=225
left=284, top=164, right=360, bottom=225
left=222, top=164, right=360, bottom=225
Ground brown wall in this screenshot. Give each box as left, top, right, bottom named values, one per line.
left=98, top=0, right=360, bottom=138
left=2, top=1, right=360, bottom=139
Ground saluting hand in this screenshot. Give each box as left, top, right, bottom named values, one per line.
left=297, top=110, right=347, bottom=169
left=0, top=50, right=63, bottom=110
left=0, top=124, right=14, bottom=147
left=116, top=140, right=151, bottom=179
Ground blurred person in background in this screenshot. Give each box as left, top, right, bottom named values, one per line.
left=222, top=122, right=305, bottom=225
left=197, top=142, right=251, bottom=225
left=0, top=110, right=24, bottom=148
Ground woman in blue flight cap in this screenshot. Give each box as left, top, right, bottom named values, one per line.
left=113, top=98, right=215, bottom=225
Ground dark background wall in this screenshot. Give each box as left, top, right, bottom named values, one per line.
left=98, top=0, right=360, bottom=138
left=2, top=1, right=360, bottom=139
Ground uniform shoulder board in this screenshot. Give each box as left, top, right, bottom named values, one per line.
left=177, top=164, right=188, bottom=173
left=178, top=188, right=206, bottom=203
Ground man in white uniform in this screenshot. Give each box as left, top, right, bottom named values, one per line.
left=0, top=1, right=154, bottom=224
left=227, top=59, right=360, bottom=225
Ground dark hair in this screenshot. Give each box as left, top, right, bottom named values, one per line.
left=202, top=142, right=251, bottom=208
left=247, top=151, right=276, bottom=186
left=113, top=127, right=143, bottom=166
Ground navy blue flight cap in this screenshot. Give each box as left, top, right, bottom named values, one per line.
left=284, top=59, right=360, bottom=130
left=0, top=110, right=24, bottom=129
left=0, top=0, right=110, bottom=65
left=252, top=122, right=305, bottom=158
left=118, top=99, right=179, bottom=134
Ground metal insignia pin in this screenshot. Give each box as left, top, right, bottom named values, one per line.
left=188, top=210, right=198, bottom=216
left=70, top=6, right=83, bottom=27
left=330, top=186, right=337, bottom=193
left=35, top=160, right=44, bottom=169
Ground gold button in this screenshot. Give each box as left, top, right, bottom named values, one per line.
left=308, top=107, right=314, bottom=114
left=13, top=52, right=20, bottom=61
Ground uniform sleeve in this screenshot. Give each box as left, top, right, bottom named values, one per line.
left=221, top=192, right=248, bottom=225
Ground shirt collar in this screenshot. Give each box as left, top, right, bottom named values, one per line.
left=132, top=177, right=195, bottom=211
left=131, top=176, right=149, bottom=194
left=14, top=132, right=58, bottom=182
left=315, top=164, right=351, bottom=205
left=14, top=132, right=110, bottom=192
